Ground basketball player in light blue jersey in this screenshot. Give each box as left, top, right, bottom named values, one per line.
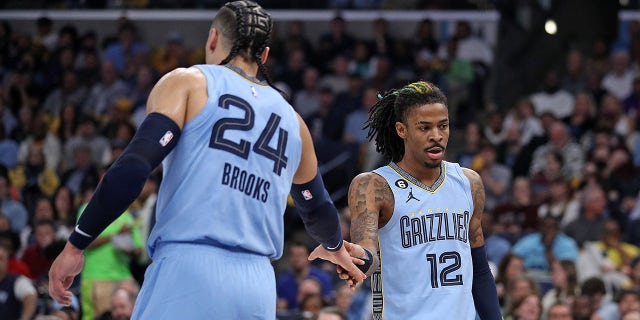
left=48, top=1, right=366, bottom=319
left=338, top=81, right=502, bottom=319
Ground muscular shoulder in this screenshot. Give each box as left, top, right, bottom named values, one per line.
left=162, top=67, right=206, bottom=89
left=348, top=172, right=394, bottom=227
left=349, top=172, right=390, bottom=196
left=149, top=67, right=204, bottom=96
left=147, top=67, right=207, bottom=126
left=461, top=167, right=482, bottom=192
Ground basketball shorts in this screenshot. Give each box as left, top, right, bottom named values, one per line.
left=131, top=243, right=276, bottom=319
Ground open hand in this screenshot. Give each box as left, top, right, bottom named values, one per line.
left=48, top=242, right=85, bottom=306
left=308, top=240, right=366, bottom=286
left=336, top=242, right=370, bottom=288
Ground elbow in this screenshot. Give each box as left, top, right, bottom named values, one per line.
left=100, top=154, right=152, bottom=204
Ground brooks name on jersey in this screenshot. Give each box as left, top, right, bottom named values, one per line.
left=222, top=162, right=271, bottom=203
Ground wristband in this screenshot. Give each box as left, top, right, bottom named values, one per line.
left=291, top=170, right=343, bottom=251
left=355, top=247, right=374, bottom=273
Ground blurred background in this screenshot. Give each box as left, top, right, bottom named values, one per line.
left=1, top=1, right=640, bottom=320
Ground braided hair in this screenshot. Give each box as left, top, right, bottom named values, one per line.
left=365, top=81, right=447, bottom=163
left=213, top=1, right=288, bottom=98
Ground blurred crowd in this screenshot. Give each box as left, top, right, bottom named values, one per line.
left=0, top=10, right=639, bottom=320
left=0, top=0, right=490, bottom=10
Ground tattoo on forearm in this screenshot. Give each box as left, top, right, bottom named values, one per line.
left=351, top=208, right=379, bottom=244
left=468, top=223, right=483, bottom=247
left=349, top=174, right=381, bottom=245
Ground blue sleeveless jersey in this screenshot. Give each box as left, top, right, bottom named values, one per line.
left=371, top=161, right=476, bottom=320
left=147, top=64, right=302, bottom=260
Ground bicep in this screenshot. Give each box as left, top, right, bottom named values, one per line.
left=293, top=113, right=319, bottom=184
left=348, top=173, right=384, bottom=249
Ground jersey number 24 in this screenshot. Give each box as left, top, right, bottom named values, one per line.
left=209, top=94, right=289, bottom=176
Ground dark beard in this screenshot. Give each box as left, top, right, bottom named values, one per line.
left=424, top=160, right=441, bottom=169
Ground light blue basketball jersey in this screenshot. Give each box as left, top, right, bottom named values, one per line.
left=371, top=161, right=476, bottom=320
left=147, top=64, right=302, bottom=260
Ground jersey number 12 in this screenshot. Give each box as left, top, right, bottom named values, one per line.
left=426, top=251, right=463, bottom=288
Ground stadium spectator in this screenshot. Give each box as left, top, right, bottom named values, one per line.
left=294, top=67, right=322, bottom=119
left=564, top=184, right=608, bottom=247
left=0, top=244, right=36, bottom=320
left=20, top=219, right=56, bottom=280
left=537, top=178, right=580, bottom=228
left=482, top=213, right=511, bottom=267
left=560, top=49, right=588, bottom=95
left=530, top=70, right=575, bottom=120
left=540, top=260, right=579, bottom=316
left=16, top=113, right=62, bottom=171
left=495, top=253, right=525, bottom=308
left=546, top=302, right=574, bottom=320
left=103, top=22, right=149, bottom=75
left=277, top=242, right=333, bottom=311
left=493, top=176, right=540, bottom=241
left=81, top=61, right=130, bottom=120
left=566, top=92, right=597, bottom=142
left=9, top=144, right=60, bottom=206
left=601, top=50, right=635, bottom=101
left=512, top=215, right=579, bottom=273
left=0, top=175, right=28, bottom=234
left=505, top=292, right=541, bottom=320
left=471, top=142, right=512, bottom=212
left=529, top=121, right=584, bottom=186
left=578, top=219, right=638, bottom=292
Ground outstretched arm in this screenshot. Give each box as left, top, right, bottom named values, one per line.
left=48, top=67, right=200, bottom=305
left=463, top=168, right=502, bottom=320
left=292, top=114, right=366, bottom=285
left=345, top=172, right=391, bottom=277
left=334, top=171, right=392, bottom=288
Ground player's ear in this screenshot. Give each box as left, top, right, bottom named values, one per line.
left=395, top=121, right=406, bottom=139
left=207, top=28, right=219, bottom=54
left=260, top=47, right=270, bottom=64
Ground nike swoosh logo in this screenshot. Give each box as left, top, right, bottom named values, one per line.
left=325, top=242, right=342, bottom=250
left=74, top=225, right=92, bottom=238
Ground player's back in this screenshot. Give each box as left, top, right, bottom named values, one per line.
left=371, top=161, right=476, bottom=320
left=147, top=64, right=302, bottom=260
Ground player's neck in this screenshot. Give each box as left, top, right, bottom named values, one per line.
left=226, top=57, right=259, bottom=78
left=395, top=159, right=442, bottom=187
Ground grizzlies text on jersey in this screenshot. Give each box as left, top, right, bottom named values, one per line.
left=371, top=161, right=477, bottom=320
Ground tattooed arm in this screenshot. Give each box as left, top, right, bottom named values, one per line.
left=342, top=172, right=394, bottom=277
left=462, top=168, right=486, bottom=249
left=462, top=167, right=502, bottom=320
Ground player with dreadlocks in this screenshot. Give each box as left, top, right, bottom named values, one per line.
left=337, top=81, right=502, bottom=319
left=48, top=1, right=366, bottom=318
